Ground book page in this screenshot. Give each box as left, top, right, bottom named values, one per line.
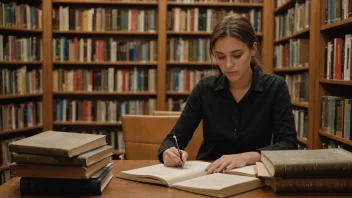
left=227, top=165, right=256, bottom=177
left=172, top=173, right=260, bottom=190
left=119, top=161, right=210, bottom=186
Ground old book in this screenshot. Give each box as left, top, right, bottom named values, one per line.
left=118, top=161, right=262, bottom=197
left=8, top=131, right=106, bottom=157
left=261, top=148, right=352, bottom=177
left=20, top=163, right=113, bottom=195
left=12, top=145, right=112, bottom=166
left=11, top=156, right=111, bottom=179
left=265, top=177, right=352, bottom=192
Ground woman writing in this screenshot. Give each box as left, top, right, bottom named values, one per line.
left=158, top=15, right=298, bottom=174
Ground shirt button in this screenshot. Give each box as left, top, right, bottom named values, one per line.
left=234, top=129, right=237, bottom=135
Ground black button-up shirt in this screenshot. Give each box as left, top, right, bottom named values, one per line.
left=158, top=65, right=298, bottom=162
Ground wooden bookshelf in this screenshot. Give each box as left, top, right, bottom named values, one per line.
left=167, top=61, right=216, bottom=66
left=0, top=26, right=42, bottom=33
left=0, top=164, right=11, bottom=172
left=0, top=93, right=43, bottom=100
left=297, top=136, right=308, bottom=145
left=320, top=17, right=352, bottom=31
left=166, top=91, right=190, bottom=96
left=167, top=31, right=263, bottom=37
left=0, top=61, right=43, bottom=65
left=313, top=1, right=352, bottom=149
left=270, top=0, right=317, bottom=150
left=167, top=2, right=263, bottom=7
left=52, top=0, right=158, bottom=5
left=320, top=79, right=352, bottom=86
left=53, top=61, right=158, bottom=66
left=319, top=130, right=352, bottom=147
left=53, top=121, right=122, bottom=126
left=291, top=101, right=309, bottom=108
left=273, top=66, right=309, bottom=72
left=274, top=0, right=295, bottom=13
left=0, top=125, right=43, bottom=135
left=53, top=91, right=157, bottom=96
left=52, top=30, right=158, bottom=35
left=274, top=27, right=310, bottom=44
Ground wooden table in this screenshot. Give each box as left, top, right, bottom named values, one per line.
left=1, top=160, right=352, bottom=197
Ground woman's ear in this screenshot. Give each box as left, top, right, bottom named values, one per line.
left=251, top=42, right=258, bottom=56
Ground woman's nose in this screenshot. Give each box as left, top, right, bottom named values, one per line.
left=226, top=58, right=234, bottom=68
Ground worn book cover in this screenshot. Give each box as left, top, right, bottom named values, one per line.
left=12, top=145, right=112, bottom=166
left=9, top=131, right=106, bottom=157
left=20, top=163, right=113, bottom=195
left=261, top=148, right=352, bottom=177
left=11, top=156, right=111, bottom=179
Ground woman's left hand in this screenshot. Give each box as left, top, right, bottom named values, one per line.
left=204, top=152, right=260, bottom=174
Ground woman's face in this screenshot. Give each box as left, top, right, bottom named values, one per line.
left=213, top=36, right=256, bottom=82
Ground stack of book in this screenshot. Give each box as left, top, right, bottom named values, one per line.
left=8, top=131, right=113, bottom=195
left=256, top=148, right=352, bottom=192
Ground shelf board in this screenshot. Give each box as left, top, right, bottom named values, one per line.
left=319, top=130, right=352, bottom=146
left=53, top=30, right=157, bottom=35
left=0, top=61, right=43, bottom=65
left=53, top=61, right=157, bottom=66
left=167, top=91, right=191, bottom=96
left=321, top=17, right=352, bottom=31
left=0, top=93, right=43, bottom=100
left=52, top=0, right=158, bottom=5
left=274, top=28, right=310, bottom=44
left=167, top=61, right=216, bottom=66
left=273, top=66, right=309, bottom=72
left=53, top=91, right=156, bottom=96
left=0, top=26, right=42, bottom=33
left=320, top=78, right=352, bottom=86
left=54, top=121, right=122, bottom=126
left=297, top=136, right=307, bottom=145
left=112, top=149, right=125, bottom=156
left=0, top=164, right=11, bottom=172
left=291, top=101, right=309, bottom=108
left=167, top=2, right=263, bottom=7
left=167, top=31, right=263, bottom=37
left=274, top=0, right=295, bottom=13
left=0, top=125, right=43, bottom=135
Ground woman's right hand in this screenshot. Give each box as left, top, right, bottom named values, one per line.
left=162, top=147, right=188, bottom=167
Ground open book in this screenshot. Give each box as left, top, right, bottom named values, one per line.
left=118, top=161, right=263, bottom=197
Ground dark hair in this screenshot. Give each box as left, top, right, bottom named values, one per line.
left=209, top=14, right=264, bottom=72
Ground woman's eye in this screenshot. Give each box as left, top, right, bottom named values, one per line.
left=233, top=55, right=241, bottom=58
left=217, top=56, right=225, bottom=60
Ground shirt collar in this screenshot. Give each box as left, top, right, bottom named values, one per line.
left=214, top=64, right=264, bottom=92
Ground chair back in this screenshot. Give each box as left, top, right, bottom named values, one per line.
left=122, top=115, right=203, bottom=160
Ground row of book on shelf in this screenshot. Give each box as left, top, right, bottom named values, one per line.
left=293, top=108, right=307, bottom=141
left=321, top=96, right=352, bottom=141
left=274, top=39, right=309, bottom=69
left=274, top=0, right=310, bottom=40
left=53, top=68, right=157, bottom=92
left=325, top=0, right=352, bottom=25
left=169, top=0, right=262, bottom=2
left=0, top=36, right=42, bottom=62
left=324, top=35, right=352, bottom=81
left=54, top=99, right=156, bottom=122
left=0, top=2, right=42, bottom=30
left=53, top=38, right=157, bottom=62
left=0, top=101, right=42, bottom=131
left=284, top=72, right=308, bottom=102
left=0, top=67, right=42, bottom=96
left=168, top=8, right=261, bottom=33
left=53, top=7, right=157, bottom=32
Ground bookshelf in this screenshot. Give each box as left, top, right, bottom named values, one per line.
left=270, top=0, right=316, bottom=149
left=313, top=0, right=352, bottom=150
left=164, top=0, right=268, bottom=111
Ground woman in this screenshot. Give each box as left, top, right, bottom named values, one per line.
left=158, top=15, right=298, bottom=174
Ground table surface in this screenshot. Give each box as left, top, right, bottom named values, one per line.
left=1, top=160, right=352, bottom=198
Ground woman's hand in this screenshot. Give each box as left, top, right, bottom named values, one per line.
left=162, top=147, right=188, bottom=167
left=204, top=152, right=260, bottom=174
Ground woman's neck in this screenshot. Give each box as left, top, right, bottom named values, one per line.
left=229, top=66, right=253, bottom=90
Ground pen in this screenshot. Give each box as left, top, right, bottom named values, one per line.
left=173, top=135, right=184, bottom=168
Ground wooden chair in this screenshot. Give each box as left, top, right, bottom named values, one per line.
left=152, top=111, right=181, bottom=116
left=121, top=115, right=203, bottom=160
